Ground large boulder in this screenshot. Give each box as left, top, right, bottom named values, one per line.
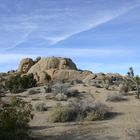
left=31, top=69, right=91, bottom=84
left=28, top=57, right=77, bottom=73
left=18, top=58, right=34, bottom=73
left=17, top=57, right=93, bottom=84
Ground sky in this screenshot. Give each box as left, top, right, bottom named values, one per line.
left=0, top=0, right=140, bottom=74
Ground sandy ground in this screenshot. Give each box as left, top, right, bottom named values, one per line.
left=4, top=84, right=140, bottom=140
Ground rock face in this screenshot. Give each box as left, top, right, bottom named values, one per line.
left=16, top=57, right=124, bottom=85
left=28, top=57, right=77, bottom=73
left=18, top=58, right=34, bottom=73
left=25, top=57, right=80, bottom=84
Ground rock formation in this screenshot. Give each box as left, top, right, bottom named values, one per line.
left=16, top=56, right=123, bottom=85
left=18, top=58, right=34, bottom=73
left=26, top=57, right=91, bottom=84
left=28, top=57, right=77, bottom=73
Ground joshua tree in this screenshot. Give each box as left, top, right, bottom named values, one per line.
left=129, top=67, right=134, bottom=78
left=127, top=67, right=140, bottom=99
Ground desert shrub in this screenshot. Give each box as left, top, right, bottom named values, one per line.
left=44, top=84, right=52, bottom=93
left=106, top=94, right=126, bottom=102
left=5, top=74, right=37, bottom=93
left=55, top=93, right=67, bottom=101
left=119, top=84, right=129, bottom=95
left=71, top=79, right=83, bottom=85
left=68, top=98, right=92, bottom=121
left=48, top=104, right=77, bottom=122
left=28, top=89, right=39, bottom=95
left=85, top=102, right=109, bottom=121
left=64, top=89, right=79, bottom=97
left=45, top=93, right=56, bottom=100
left=35, top=103, right=47, bottom=112
left=48, top=99, right=109, bottom=123
left=0, top=85, right=5, bottom=97
left=52, top=83, right=71, bottom=94
left=127, top=126, right=140, bottom=140
left=0, top=97, right=33, bottom=140
left=48, top=98, right=84, bottom=122
left=92, top=102, right=109, bottom=120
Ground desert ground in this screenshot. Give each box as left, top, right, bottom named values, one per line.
left=1, top=57, right=140, bottom=140
left=2, top=83, right=140, bottom=140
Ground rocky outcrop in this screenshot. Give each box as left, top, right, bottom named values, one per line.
left=26, top=57, right=79, bottom=84
left=16, top=56, right=124, bottom=85
left=18, top=58, right=34, bottom=73
left=28, top=57, right=77, bottom=74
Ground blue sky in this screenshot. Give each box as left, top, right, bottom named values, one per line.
left=0, top=0, right=140, bottom=74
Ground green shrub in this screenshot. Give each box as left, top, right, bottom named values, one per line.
left=0, top=97, right=33, bottom=140
left=5, top=74, right=37, bottom=93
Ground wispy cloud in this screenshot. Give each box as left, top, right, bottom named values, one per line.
left=9, top=47, right=135, bottom=58
left=0, top=0, right=140, bottom=50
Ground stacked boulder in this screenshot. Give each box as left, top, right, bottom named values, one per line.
left=17, top=57, right=92, bottom=84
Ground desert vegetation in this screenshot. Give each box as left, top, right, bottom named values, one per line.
left=0, top=97, right=33, bottom=140
left=5, top=74, right=37, bottom=93
left=0, top=57, right=140, bottom=140
left=48, top=98, right=110, bottom=123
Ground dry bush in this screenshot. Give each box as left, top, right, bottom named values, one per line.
left=55, top=93, right=67, bottom=101
left=44, top=84, right=52, bottom=93
left=106, top=93, right=126, bottom=102
left=45, top=93, right=56, bottom=100
left=119, top=84, right=129, bottom=95
left=64, top=89, right=79, bottom=97
left=127, top=126, right=140, bottom=140
left=48, top=98, right=110, bottom=122
left=35, top=102, right=47, bottom=112
left=52, top=83, right=71, bottom=94
left=28, top=89, right=40, bottom=95
left=48, top=104, right=77, bottom=122
left=85, top=102, right=109, bottom=121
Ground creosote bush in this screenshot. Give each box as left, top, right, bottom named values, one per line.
left=0, top=97, right=33, bottom=140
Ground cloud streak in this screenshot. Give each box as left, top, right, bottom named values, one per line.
left=0, top=0, right=140, bottom=50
